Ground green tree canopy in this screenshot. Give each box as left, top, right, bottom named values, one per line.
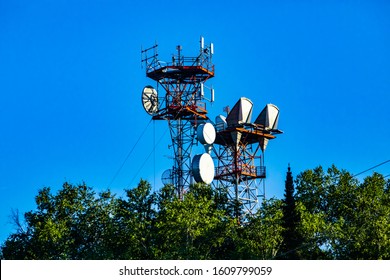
left=1, top=166, right=389, bottom=260
left=295, top=166, right=390, bottom=259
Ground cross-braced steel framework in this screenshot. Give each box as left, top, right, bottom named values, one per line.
left=141, top=40, right=214, bottom=197
left=213, top=124, right=276, bottom=219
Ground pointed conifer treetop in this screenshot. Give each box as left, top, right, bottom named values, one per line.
left=278, top=164, right=304, bottom=259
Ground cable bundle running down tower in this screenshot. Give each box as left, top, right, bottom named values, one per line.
left=141, top=37, right=215, bottom=198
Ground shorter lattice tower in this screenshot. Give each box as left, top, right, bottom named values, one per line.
left=213, top=98, right=282, bottom=218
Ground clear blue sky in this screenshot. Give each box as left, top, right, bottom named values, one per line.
left=1, top=0, right=389, bottom=244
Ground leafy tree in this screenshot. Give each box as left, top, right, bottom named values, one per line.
left=295, top=166, right=390, bottom=259
left=2, top=168, right=389, bottom=260
left=235, top=198, right=284, bottom=259
left=1, top=182, right=117, bottom=259
left=154, top=183, right=235, bottom=259
left=295, top=166, right=356, bottom=259
left=114, top=179, right=157, bottom=259
left=333, top=173, right=390, bottom=259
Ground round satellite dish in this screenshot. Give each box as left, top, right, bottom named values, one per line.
left=192, top=153, right=215, bottom=184
left=141, top=85, right=159, bottom=115
left=161, top=169, right=173, bottom=185
left=197, top=123, right=216, bottom=145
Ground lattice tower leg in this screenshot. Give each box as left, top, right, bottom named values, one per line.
left=168, top=118, right=196, bottom=198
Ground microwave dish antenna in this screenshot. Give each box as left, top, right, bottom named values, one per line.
left=197, top=122, right=216, bottom=145
left=141, top=85, right=159, bottom=115
left=192, top=153, right=215, bottom=184
left=161, top=169, right=174, bottom=185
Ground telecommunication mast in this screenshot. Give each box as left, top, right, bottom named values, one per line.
left=141, top=37, right=216, bottom=197
left=213, top=100, right=282, bottom=218
left=140, top=37, right=282, bottom=219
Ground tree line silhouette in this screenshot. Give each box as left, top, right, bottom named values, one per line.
left=1, top=165, right=389, bottom=259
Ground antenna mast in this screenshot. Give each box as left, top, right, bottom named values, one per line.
left=141, top=38, right=283, bottom=220
left=213, top=100, right=282, bottom=219
left=141, top=37, right=215, bottom=198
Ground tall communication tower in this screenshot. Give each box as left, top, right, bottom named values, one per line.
left=140, top=37, right=282, bottom=218
left=141, top=37, right=215, bottom=197
left=213, top=99, right=282, bottom=218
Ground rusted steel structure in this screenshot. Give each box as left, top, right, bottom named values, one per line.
left=141, top=38, right=215, bottom=197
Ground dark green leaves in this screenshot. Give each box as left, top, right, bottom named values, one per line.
left=2, top=167, right=390, bottom=260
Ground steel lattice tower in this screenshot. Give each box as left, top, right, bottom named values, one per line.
left=214, top=124, right=274, bottom=218
left=213, top=100, right=282, bottom=219
left=141, top=39, right=281, bottom=218
left=141, top=39, right=215, bottom=197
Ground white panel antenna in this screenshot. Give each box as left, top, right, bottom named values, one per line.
left=200, top=83, right=215, bottom=102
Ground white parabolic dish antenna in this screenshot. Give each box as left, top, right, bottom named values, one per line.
left=192, top=153, right=215, bottom=184
left=141, top=85, right=159, bottom=115
left=197, top=122, right=216, bottom=145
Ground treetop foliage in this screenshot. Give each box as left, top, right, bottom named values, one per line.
left=1, top=166, right=390, bottom=260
